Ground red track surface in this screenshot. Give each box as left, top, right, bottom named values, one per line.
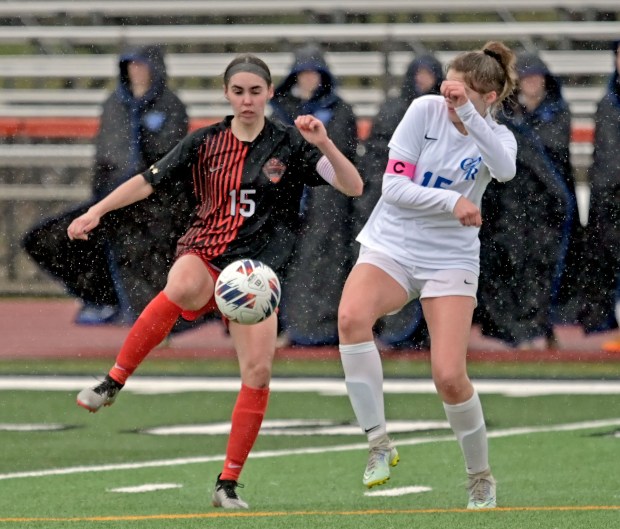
left=0, top=116, right=594, bottom=144
left=1, top=299, right=618, bottom=363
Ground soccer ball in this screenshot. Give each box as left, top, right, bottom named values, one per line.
left=214, top=259, right=281, bottom=325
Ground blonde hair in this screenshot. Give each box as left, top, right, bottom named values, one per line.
left=448, top=41, right=517, bottom=112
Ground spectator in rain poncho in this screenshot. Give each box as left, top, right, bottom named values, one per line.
left=269, top=43, right=359, bottom=345
left=573, top=40, right=620, bottom=351
left=476, top=52, right=579, bottom=347
left=353, top=53, right=444, bottom=349
left=22, top=44, right=195, bottom=330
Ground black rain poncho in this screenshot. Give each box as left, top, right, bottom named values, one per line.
left=476, top=53, right=581, bottom=344
left=22, top=44, right=195, bottom=330
left=571, top=43, right=620, bottom=333
left=269, top=44, right=359, bottom=345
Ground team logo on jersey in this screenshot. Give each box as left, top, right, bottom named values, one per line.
left=461, top=156, right=482, bottom=180
left=262, top=158, right=286, bottom=184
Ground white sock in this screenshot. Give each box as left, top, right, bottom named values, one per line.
left=443, top=391, right=489, bottom=475
left=339, top=341, right=386, bottom=442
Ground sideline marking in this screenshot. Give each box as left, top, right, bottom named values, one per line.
left=1, top=418, right=619, bottom=481
left=1, top=375, right=620, bottom=397
left=141, top=419, right=450, bottom=436
left=364, top=486, right=432, bottom=497
left=108, top=483, right=182, bottom=493
left=0, top=423, right=68, bottom=432
left=0, top=505, right=619, bottom=522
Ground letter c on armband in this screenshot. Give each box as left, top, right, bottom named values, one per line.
left=386, top=158, right=416, bottom=179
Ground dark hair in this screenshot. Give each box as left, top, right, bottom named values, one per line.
left=448, top=41, right=517, bottom=111
left=224, top=53, right=272, bottom=86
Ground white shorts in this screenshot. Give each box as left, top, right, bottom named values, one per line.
left=356, top=246, right=478, bottom=314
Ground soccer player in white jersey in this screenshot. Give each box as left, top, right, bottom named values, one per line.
left=338, top=41, right=518, bottom=509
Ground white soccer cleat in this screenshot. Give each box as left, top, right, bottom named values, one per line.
left=467, top=469, right=497, bottom=509
left=363, top=443, right=400, bottom=488
left=212, top=474, right=249, bottom=509
left=76, top=376, right=123, bottom=413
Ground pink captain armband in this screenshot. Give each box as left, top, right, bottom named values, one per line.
left=386, top=158, right=416, bottom=179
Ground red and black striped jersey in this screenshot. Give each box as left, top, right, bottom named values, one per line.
left=143, top=116, right=326, bottom=272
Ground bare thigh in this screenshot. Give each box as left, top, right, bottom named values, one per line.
left=164, top=254, right=215, bottom=310
left=229, top=314, right=278, bottom=388
left=422, top=295, right=476, bottom=404
left=338, top=263, right=409, bottom=344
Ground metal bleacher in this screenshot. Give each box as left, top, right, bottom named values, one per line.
left=0, top=1, right=618, bottom=294
left=0, top=0, right=618, bottom=18
left=0, top=50, right=610, bottom=119
left=0, top=0, right=615, bottom=17
left=2, top=20, right=620, bottom=45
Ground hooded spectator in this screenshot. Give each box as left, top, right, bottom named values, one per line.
left=476, top=51, right=580, bottom=347
left=270, top=43, right=359, bottom=346
left=573, top=40, right=620, bottom=350
left=23, top=44, right=195, bottom=330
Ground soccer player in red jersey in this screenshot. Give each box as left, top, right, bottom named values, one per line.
left=67, top=53, right=363, bottom=509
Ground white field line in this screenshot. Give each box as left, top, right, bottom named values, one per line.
left=365, top=486, right=432, bottom=497
left=1, top=376, right=620, bottom=397
left=1, top=418, right=619, bottom=482
left=108, top=483, right=183, bottom=493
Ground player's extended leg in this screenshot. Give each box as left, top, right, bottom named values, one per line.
left=338, top=263, right=408, bottom=487
left=211, top=314, right=277, bottom=509
left=422, top=295, right=496, bottom=509
left=77, top=254, right=215, bottom=412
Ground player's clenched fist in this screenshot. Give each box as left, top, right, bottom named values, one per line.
left=294, top=114, right=328, bottom=145
left=440, top=80, right=470, bottom=108
left=67, top=210, right=101, bottom=240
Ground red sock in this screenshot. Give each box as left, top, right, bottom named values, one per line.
left=108, top=292, right=181, bottom=385
left=220, top=384, right=270, bottom=482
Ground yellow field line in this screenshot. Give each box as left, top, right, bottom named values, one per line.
left=1, top=505, right=619, bottom=523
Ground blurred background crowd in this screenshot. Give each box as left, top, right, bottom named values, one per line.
left=0, top=2, right=618, bottom=352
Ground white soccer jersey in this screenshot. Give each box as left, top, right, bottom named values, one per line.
left=357, top=94, right=517, bottom=274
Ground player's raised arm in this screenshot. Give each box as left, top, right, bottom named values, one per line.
left=294, top=114, right=363, bottom=197
left=67, top=174, right=154, bottom=240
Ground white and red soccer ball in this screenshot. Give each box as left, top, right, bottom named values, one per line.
left=214, top=259, right=281, bottom=325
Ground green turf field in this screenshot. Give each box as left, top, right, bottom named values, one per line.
left=0, top=359, right=619, bottom=528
